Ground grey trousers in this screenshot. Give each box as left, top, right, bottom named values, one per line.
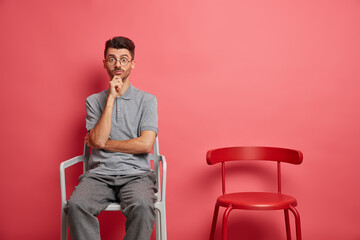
left=65, top=171, right=157, bottom=240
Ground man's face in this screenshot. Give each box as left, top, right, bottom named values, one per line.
left=103, top=48, right=135, bottom=81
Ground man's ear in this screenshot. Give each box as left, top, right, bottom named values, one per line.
left=131, top=60, right=136, bottom=69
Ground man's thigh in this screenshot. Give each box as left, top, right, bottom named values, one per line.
left=67, top=172, right=117, bottom=216
left=118, top=172, right=157, bottom=210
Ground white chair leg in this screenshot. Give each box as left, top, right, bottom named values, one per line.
left=61, top=210, right=68, bottom=240
left=155, top=210, right=161, bottom=240
left=155, top=205, right=167, bottom=240
left=160, top=207, right=167, bottom=240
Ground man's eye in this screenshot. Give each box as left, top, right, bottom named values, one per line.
left=121, top=58, right=128, bottom=62
left=109, top=57, right=116, bottom=62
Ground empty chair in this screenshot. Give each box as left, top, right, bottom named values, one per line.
left=207, top=146, right=303, bottom=240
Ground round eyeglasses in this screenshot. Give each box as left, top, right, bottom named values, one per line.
left=105, top=57, right=131, bottom=66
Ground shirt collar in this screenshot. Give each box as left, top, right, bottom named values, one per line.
left=121, top=83, right=134, bottom=100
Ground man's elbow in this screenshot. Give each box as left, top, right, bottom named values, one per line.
left=93, top=141, right=106, bottom=149
left=142, top=142, right=154, bottom=154
left=138, top=131, right=156, bottom=154
left=89, top=135, right=107, bottom=149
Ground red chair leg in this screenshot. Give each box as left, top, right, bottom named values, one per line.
left=210, top=204, right=220, bottom=240
left=222, top=205, right=233, bottom=240
left=289, top=205, right=302, bottom=240
left=284, top=209, right=292, bottom=240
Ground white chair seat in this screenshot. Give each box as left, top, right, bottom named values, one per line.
left=104, top=202, right=122, bottom=211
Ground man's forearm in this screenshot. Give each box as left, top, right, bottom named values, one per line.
left=103, top=131, right=156, bottom=154
left=88, top=96, right=115, bottom=149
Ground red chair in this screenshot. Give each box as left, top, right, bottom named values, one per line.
left=207, top=146, right=303, bottom=240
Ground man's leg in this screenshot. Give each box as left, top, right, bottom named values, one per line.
left=65, top=173, right=117, bottom=240
left=118, top=172, right=158, bottom=240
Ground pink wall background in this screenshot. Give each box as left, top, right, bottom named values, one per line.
left=1, top=0, right=360, bottom=239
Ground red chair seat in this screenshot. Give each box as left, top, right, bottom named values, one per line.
left=217, top=192, right=297, bottom=210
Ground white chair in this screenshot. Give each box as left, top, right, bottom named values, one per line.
left=60, top=137, right=167, bottom=240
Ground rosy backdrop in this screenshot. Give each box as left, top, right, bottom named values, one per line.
left=1, top=0, right=359, bottom=239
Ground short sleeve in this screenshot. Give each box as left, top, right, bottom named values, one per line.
left=85, top=97, right=101, bottom=131
left=139, top=94, right=158, bottom=134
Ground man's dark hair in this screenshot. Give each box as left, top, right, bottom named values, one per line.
left=104, top=36, right=135, bottom=60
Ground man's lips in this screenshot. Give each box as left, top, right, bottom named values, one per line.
left=113, top=70, right=123, bottom=75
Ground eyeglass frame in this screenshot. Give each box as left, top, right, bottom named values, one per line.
left=105, top=56, right=133, bottom=67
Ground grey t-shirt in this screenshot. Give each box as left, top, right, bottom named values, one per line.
left=85, top=83, right=158, bottom=175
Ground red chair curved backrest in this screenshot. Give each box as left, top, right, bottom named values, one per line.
left=207, top=146, right=303, bottom=165
left=206, top=146, right=303, bottom=195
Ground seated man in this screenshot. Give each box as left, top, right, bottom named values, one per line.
left=66, top=36, right=158, bottom=240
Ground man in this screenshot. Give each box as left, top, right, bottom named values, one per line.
left=66, top=36, right=158, bottom=240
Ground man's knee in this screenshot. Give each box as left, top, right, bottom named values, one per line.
left=66, top=195, right=100, bottom=216
left=135, top=198, right=154, bottom=212
left=125, top=198, right=155, bottom=220
left=65, top=197, right=83, bottom=215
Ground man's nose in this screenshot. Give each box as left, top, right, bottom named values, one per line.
left=115, top=60, right=122, bottom=67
